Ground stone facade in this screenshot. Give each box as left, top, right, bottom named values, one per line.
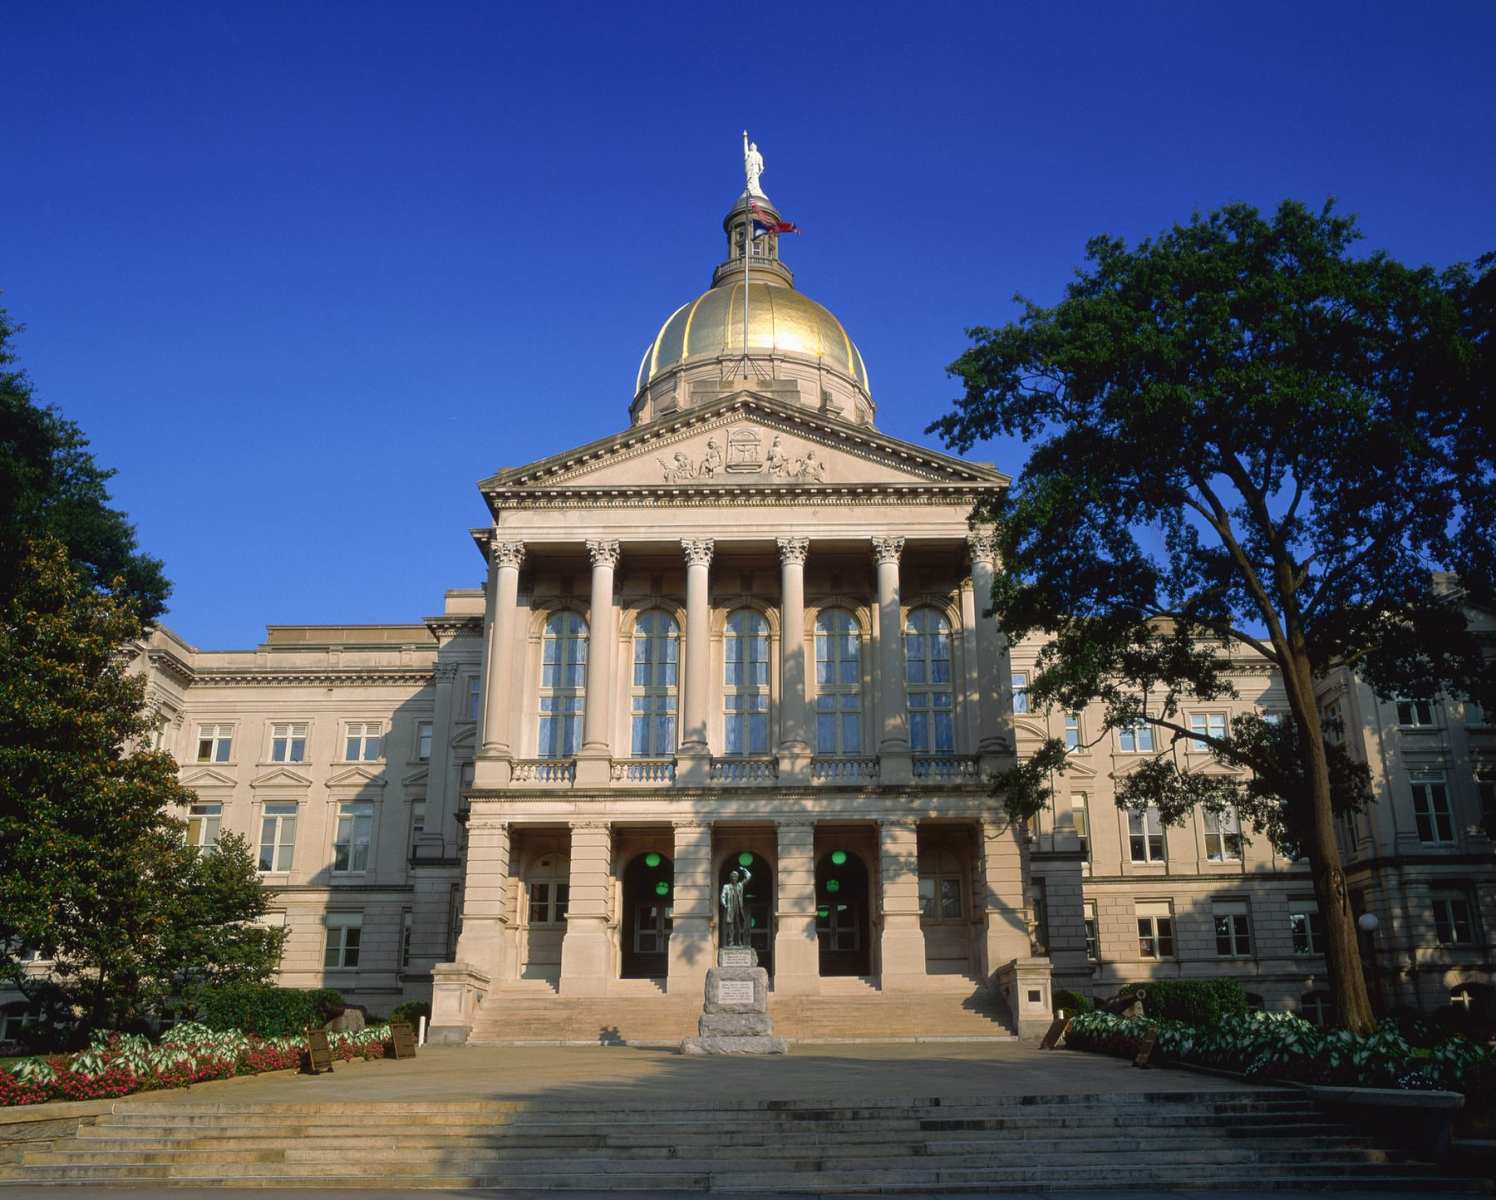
left=3, top=183, right=1491, bottom=1043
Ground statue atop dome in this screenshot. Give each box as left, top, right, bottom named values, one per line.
left=742, top=130, right=765, bottom=198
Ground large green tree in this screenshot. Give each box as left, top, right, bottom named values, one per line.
left=0, top=540, right=285, bottom=1039
left=1, top=305, right=169, bottom=619
left=933, top=201, right=1494, bottom=1033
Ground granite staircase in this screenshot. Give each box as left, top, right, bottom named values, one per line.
left=468, top=973, right=1013, bottom=1045
left=6, top=1090, right=1491, bottom=1191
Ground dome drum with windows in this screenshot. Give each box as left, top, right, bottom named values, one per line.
left=631, top=193, right=874, bottom=428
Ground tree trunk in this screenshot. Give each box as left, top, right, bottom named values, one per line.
left=1284, top=647, right=1377, bottom=1034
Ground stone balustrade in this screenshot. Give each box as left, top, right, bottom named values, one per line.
left=912, top=754, right=981, bottom=781
left=511, top=759, right=577, bottom=784
left=610, top=758, right=676, bottom=784
left=494, top=753, right=994, bottom=789
left=709, top=756, right=779, bottom=783
left=810, top=756, right=880, bottom=783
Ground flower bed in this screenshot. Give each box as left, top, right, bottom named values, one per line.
left=0, top=1021, right=393, bottom=1107
left=1064, top=1009, right=1496, bottom=1093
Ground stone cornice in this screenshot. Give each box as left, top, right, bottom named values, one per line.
left=483, top=483, right=999, bottom=512
left=424, top=616, right=483, bottom=641
left=146, top=648, right=195, bottom=687
left=188, top=667, right=436, bottom=689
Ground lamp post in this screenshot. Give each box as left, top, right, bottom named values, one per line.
left=1357, top=911, right=1385, bottom=1017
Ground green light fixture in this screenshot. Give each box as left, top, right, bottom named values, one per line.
left=817, top=907, right=829, bottom=919
left=644, top=852, right=662, bottom=868
left=830, top=850, right=848, bottom=865
left=654, top=880, right=670, bottom=896
left=737, top=851, right=754, bottom=867
left=826, top=879, right=841, bottom=893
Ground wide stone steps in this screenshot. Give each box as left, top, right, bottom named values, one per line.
left=467, top=988, right=1015, bottom=1043
left=8, top=1091, right=1490, bottom=1192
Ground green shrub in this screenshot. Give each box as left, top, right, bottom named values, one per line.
left=193, top=985, right=345, bottom=1037
left=1119, top=979, right=1248, bottom=1026
left=391, top=1001, right=431, bottom=1029
left=1052, top=989, right=1093, bottom=1016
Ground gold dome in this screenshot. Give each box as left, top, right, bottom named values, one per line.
left=635, top=280, right=870, bottom=395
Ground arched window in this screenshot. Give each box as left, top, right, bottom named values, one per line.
left=904, top=608, right=953, bottom=753
left=814, top=609, right=861, bottom=755
left=724, top=609, right=770, bottom=756
left=631, top=610, right=679, bottom=756
left=538, top=612, right=587, bottom=757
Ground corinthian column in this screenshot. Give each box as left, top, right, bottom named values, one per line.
left=575, top=539, right=620, bottom=786
left=679, top=539, right=714, bottom=782
left=872, top=536, right=912, bottom=784
left=967, top=529, right=1012, bottom=761
left=776, top=537, right=811, bottom=782
left=473, top=540, right=523, bottom=789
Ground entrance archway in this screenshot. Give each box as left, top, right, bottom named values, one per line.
left=621, top=852, right=673, bottom=979
left=816, top=849, right=870, bottom=976
left=717, top=851, right=773, bottom=975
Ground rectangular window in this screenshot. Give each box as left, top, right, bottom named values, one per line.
left=1070, top=793, right=1090, bottom=856
left=333, top=801, right=374, bottom=873
left=815, top=693, right=862, bottom=755
left=1011, top=672, right=1029, bottom=714
left=187, top=803, right=221, bottom=849
left=1478, top=771, right=1496, bottom=839
left=465, top=677, right=482, bottom=722
left=1136, top=901, right=1175, bottom=959
left=1411, top=777, right=1455, bottom=844
left=416, top=720, right=433, bottom=761
left=1064, top=713, right=1080, bottom=750
left=1396, top=697, right=1436, bottom=727
left=539, top=696, right=584, bottom=757
left=1187, top=711, right=1227, bottom=746
left=1465, top=700, right=1487, bottom=727
left=1204, top=808, right=1244, bottom=861
left=195, top=724, right=233, bottom=763
left=1118, top=721, right=1155, bottom=753
left=1128, top=808, right=1165, bottom=862
left=528, top=881, right=570, bottom=925
left=1213, top=899, right=1253, bottom=957
left=631, top=692, right=678, bottom=756
left=269, top=722, right=307, bottom=763
left=1432, top=891, right=1474, bottom=946
left=401, top=909, right=414, bottom=968
left=258, top=802, right=297, bottom=871
left=1289, top=898, right=1323, bottom=954
left=408, top=800, right=426, bottom=852
left=343, top=721, right=383, bottom=762
left=917, top=876, right=964, bottom=921
left=1083, top=900, right=1099, bottom=961
left=323, top=912, right=362, bottom=969
left=1030, top=879, right=1048, bottom=955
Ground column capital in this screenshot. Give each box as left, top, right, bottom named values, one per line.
left=468, top=815, right=509, bottom=834
left=966, top=529, right=997, bottom=565
left=672, top=819, right=712, bottom=832
left=871, top=536, right=905, bottom=565
left=570, top=819, right=612, bottom=832
left=681, top=538, right=715, bottom=567
left=776, top=537, right=810, bottom=565
left=585, top=539, right=621, bottom=569
left=491, top=540, right=526, bottom=570
left=878, top=816, right=919, bottom=833
left=775, top=817, right=818, bottom=828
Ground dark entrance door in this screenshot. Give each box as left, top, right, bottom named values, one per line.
left=717, top=851, right=773, bottom=975
left=816, top=849, right=871, bottom=976
left=621, top=852, right=673, bottom=979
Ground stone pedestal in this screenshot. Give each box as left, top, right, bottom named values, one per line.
left=681, top=949, right=787, bottom=1055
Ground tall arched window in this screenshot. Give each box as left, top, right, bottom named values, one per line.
left=631, top=610, right=679, bottom=755
left=905, top=608, right=954, bottom=753
left=538, top=612, right=587, bottom=757
left=724, top=608, right=770, bottom=755
left=815, top=609, right=861, bottom=755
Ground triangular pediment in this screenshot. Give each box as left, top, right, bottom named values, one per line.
left=1054, top=755, right=1100, bottom=781
left=250, top=766, right=314, bottom=789
left=180, top=767, right=236, bottom=789
left=401, top=766, right=430, bottom=788
left=450, top=725, right=476, bottom=751
left=480, top=394, right=1007, bottom=498
left=325, top=764, right=387, bottom=791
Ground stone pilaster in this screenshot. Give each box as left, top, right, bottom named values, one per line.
left=667, top=821, right=714, bottom=996
left=473, top=540, right=524, bottom=789
left=451, top=815, right=512, bottom=982
left=558, top=821, right=613, bottom=996
left=679, top=539, right=714, bottom=783
left=575, top=540, right=620, bottom=786
left=872, top=536, right=911, bottom=784
left=776, top=537, right=811, bottom=783
left=978, top=817, right=1033, bottom=979
left=772, top=819, right=819, bottom=995
left=877, top=817, right=926, bottom=990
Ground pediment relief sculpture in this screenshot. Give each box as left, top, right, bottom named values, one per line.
left=658, top=428, right=827, bottom=483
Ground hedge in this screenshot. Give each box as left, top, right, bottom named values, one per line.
left=193, top=985, right=345, bottom=1037
left=1053, top=989, right=1093, bottom=1015
left=391, top=1001, right=431, bottom=1029
left=1119, top=979, right=1248, bottom=1026
left=1065, top=1009, right=1496, bottom=1093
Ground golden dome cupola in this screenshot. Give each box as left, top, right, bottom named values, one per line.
left=630, top=170, right=874, bottom=428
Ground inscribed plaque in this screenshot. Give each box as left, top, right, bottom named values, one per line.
left=717, top=980, right=756, bottom=1005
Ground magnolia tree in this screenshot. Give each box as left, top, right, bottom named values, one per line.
left=932, top=202, right=1494, bottom=1033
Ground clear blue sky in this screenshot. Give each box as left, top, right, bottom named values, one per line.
left=6, top=2, right=1492, bottom=648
